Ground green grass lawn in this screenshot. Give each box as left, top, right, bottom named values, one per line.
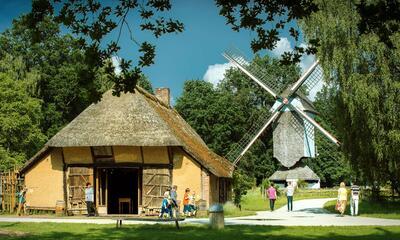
left=224, top=188, right=337, bottom=217
left=1, top=222, right=400, bottom=240
left=324, top=199, right=400, bottom=219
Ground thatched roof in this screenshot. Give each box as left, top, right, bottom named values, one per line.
left=47, top=89, right=181, bottom=147
left=269, top=164, right=320, bottom=181
left=22, top=87, right=233, bottom=177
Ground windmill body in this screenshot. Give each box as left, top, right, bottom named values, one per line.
left=272, top=96, right=316, bottom=168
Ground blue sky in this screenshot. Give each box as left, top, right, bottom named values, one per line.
left=0, top=0, right=315, bottom=103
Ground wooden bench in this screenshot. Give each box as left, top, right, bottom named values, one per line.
left=114, top=217, right=185, bottom=229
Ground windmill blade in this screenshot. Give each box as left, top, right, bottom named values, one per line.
left=288, top=61, right=323, bottom=96
left=290, top=105, right=340, bottom=146
left=289, top=61, right=320, bottom=94
left=226, top=110, right=282, bottom=166
left=222, top=47, right=280, bottom=98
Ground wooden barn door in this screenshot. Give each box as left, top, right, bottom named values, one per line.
left=67, top=167, right=93, bottom=214
left=142, top=168, right=170, bottom=209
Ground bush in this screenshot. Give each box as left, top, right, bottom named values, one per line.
left=297, top=180, right=307, bottom=189
left=233, top=171, right=255, bottom=207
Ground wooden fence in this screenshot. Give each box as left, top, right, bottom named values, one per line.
left=0, top=168, right=24, bottom=213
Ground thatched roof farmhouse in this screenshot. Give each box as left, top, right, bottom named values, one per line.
left=20, top=87, right=233, bottom=215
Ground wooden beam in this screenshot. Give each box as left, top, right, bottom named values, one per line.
left=61, top=148, right=68, bottom=214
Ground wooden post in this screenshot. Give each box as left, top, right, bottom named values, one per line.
left=209, top=204, right=224, bottom=230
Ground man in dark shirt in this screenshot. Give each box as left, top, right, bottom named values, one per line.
left=350, top=183, right=360, bottom=216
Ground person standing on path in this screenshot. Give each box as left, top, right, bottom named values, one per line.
left=337, top=182, right=348, bottom=216
left=85, top=182, right=94, bottom=216
left=266, top=183, right=277, bottom=211
left=350, top=183, right=360, bottom=216
left=286, top=181, right=294, bottom=211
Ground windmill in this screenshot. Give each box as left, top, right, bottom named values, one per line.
left=222, top=47, right=340, bottom=187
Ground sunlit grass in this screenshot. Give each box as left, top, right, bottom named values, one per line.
left=1, top=222, right=400, bottom=240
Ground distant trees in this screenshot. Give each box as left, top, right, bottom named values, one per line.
left=0, top=16, right=111, bottom=170
left=0, top=55, right=46, bottom=171
left=0, top=16, right=108, bottom=137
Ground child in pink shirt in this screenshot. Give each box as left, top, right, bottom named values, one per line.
left=266, top=183, right=277, bottom=211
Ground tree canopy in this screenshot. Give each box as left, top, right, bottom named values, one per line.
left=0, top=55, right=46, bottom=171
left=27, top=0, right=183, bottom=96
left=301, top=0, right=400, bottom=192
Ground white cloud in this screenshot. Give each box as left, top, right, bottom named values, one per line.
left=271, top=38, right=316, bottom=74
left=299, top=43, right=316, bottom=73
left=111, top=56, right=122, bottom=75
left=272, top=37, right=292, bottom=56
left=203, top=62, right=235, bottom=86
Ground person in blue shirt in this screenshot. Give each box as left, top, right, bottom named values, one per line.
left=159, top=192, right=171, bottom=218
left=17, top=186, right=27, bottom=216
left=85, top=182, right=94, bottom=216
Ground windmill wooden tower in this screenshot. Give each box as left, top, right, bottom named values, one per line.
left=222, top=48, right=340, bottom=187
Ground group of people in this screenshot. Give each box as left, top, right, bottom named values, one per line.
left=266, top=181, right=294, bottom=212
left=337, top=182, right=360, bottom=216
left=266, top=181, right=360, bottom=216
left=160, top=185, right=197, bottom=218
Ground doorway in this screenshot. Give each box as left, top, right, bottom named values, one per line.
left=106, top=168, right=139, bottom=214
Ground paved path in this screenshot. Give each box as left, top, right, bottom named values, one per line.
left=218, top=198, right=400, bottom=226
left=1, top=198, right=400, bottom=226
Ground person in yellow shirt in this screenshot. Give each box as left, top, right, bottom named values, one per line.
left=337, top=182, right=348, bottom=216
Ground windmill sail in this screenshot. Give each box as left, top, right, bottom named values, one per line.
left=223, top=47, right=285, bottom=98
left=225, top=110, right=280, bottom=165
left=299, top=64, right=324, bottom=94
left=288, top=61, right=321, bottom=95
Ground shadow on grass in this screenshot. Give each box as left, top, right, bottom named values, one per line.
left=1, top=223, right=400, bottom=240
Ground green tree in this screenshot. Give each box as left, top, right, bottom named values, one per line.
left=137, top=75, right=154, bottom=94
left=0, top=55, right=47, bottom=171
left=0, top=16, right=110, bottom=137
left=301, top=0, right=400, bottom=193
left=232, top=170, right=254, bottom=207
left=303, top=85, right=351, bottom=187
